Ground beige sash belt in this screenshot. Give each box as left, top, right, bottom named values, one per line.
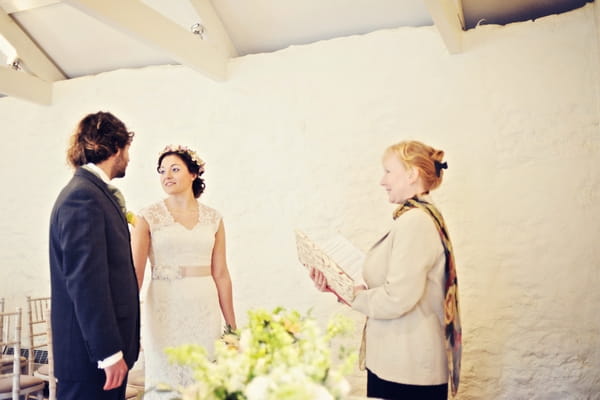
left=151, top=264, right=212, bottom=280
left=180, top=265, right=211, bottom=277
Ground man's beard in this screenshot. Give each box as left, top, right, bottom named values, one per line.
left=112, top=154, right=128, bottom=178
left=113, top=168, right=126, bottom=178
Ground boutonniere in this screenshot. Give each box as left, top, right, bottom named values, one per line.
left=126, top=211, right=136, bottom=226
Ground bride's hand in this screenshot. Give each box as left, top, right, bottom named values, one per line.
left=309, top=267, right=328, bottom=292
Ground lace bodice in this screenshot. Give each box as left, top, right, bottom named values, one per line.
left=140, top=200, right=221, bottom=280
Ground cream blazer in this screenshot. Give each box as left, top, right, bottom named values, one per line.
left=351, top=205, right=448, bottom=385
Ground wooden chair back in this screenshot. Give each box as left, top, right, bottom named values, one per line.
left=0, top=307, right=45, bottom=400
left=0, top=298, right=4, bottom=335
left=25, top=296, right=50, bottom=376
left=45, top=307, right=56, bottom=400
left=0, top=308, right=20, bottom=399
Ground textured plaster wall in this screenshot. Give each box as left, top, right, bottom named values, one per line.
left=0, top=3, right=599, bottom=399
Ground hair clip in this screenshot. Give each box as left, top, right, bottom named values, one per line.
left=434, top=161, right=448, bottom=177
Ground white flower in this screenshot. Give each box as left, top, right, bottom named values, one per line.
left=326, top=374, right=351, bottom=398
left=239, top=328, right=252, bottom=351
left=245, top=376, right=272, bottom=400
left=159, top=144, right=205, bottom=172
left=165, top=307, right=356, bottom=400
left=181, top=382, right=211, bottom=400
left=309, top=383, right=336, bottom=400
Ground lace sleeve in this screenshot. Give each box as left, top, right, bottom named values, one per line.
left=140, top=201, right=171, bottom=232
left=198, top=203, right=222, bottom=234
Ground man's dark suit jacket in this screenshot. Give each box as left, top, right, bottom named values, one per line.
left=49, top=167, right=140, bottom=381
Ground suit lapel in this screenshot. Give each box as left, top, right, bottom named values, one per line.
left=75, top=168, right=127, bottom=225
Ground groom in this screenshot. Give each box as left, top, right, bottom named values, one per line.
left=49, top=111, right=140, bottom=400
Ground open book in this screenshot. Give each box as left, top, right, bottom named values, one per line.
left=295, top=230, right=365, bottom=305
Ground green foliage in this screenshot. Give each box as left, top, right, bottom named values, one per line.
left=162, top=307, right=357, bottom=400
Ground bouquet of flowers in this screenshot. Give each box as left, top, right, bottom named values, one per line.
left=164, top=307, right=357, bottom=400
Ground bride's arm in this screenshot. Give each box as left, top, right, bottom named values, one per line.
left=212, top=220, right=237, bottom=330
left=131, top=216, right=151, bottom=289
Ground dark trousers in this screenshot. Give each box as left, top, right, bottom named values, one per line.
left=57, top=370, right=129, bottom=400
left=367, top=368, right=448, bottom=400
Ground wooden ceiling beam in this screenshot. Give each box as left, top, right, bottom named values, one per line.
left=0, top=6, right=65, bottom=80
left=65, top=0, right=228, bottom=81
left=187, top=0, right=238, bottom=58
left=0, top=64, right=52, bottom=104
left=0, top=0, right=60, bottom=14
left=423, top=0, right=464, bottom=54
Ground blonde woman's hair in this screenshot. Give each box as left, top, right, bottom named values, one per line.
left=384, top=140, right=447, bottom=192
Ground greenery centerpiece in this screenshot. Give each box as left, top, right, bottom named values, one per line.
left=163, top=307, right=357, bottom=400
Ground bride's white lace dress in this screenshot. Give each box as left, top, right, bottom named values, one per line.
left=140, top=200, right=222, bottom=399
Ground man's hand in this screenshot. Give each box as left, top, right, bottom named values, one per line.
left=103, top=358, right=128, bottom=391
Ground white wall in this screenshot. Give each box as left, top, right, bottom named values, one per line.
left=1, top=3, right=599, bottom=399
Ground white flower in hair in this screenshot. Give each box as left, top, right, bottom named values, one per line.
left=159, top=144, right=205, bottom=172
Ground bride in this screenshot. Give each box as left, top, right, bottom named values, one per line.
left=131, top=144, right=237, bottom=398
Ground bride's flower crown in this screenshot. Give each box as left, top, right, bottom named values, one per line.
left=159, top=144, right=205, bottom=172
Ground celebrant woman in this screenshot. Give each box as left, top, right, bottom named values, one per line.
left=310, top=140, right=462, bottom=399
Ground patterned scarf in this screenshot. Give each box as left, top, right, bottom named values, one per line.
left=393, top=196, right=462, bottom=396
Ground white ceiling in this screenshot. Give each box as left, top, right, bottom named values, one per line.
left=6, top=0, right=436, bottom=78
left=0, top=0, right=593, bottom=103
